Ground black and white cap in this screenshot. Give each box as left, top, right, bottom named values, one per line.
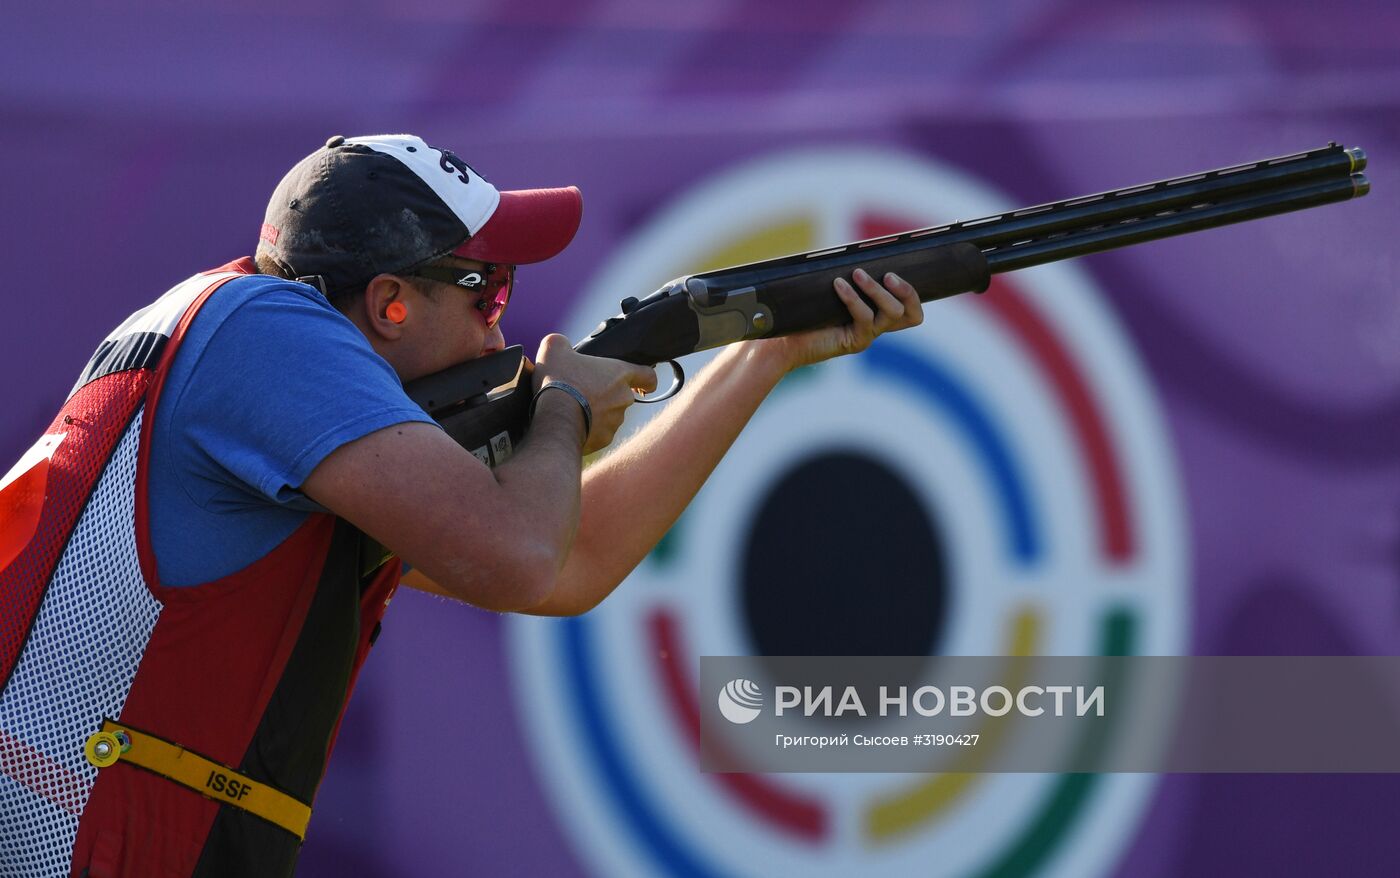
left=257, top=134, right=582, bottom=294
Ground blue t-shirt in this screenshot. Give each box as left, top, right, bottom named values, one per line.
left=148, top=273, right=436, bottom=587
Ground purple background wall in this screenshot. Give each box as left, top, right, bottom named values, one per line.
left=5, top=2, right=1400, bottom=875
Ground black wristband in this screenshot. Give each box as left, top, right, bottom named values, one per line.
left=530, top=381, right=592, bottom=443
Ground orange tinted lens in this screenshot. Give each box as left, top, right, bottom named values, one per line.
left=481, top=266, right=513, bottom=328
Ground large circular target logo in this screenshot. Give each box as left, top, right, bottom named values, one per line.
left=510, top=148, right=1189, bottom=878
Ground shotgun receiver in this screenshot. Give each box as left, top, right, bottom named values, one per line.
left=404, top=144, right=1369, bottom=466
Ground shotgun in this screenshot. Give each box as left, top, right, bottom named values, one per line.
left=405, top=144, right=1369, bottom=466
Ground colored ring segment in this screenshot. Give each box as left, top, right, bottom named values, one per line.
left=976, top=279, right=1135, bottom=563
left=864, top=608, right=1042, bottom=841
left=968, top=609, right=1137, bottom=878
left=650, top=611, right=827, bottom=842
left=562, top=616, right=733, bottom=878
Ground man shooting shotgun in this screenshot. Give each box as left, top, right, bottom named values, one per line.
left=0, top=134, right=927, bottom=878
left=0, top=134, right=1367, bottom=877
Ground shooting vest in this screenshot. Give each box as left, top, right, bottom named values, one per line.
left=0, top=258, right=399, bottom=877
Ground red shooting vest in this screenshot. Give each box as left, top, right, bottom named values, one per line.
left=0, top=259, right=399, bottom=877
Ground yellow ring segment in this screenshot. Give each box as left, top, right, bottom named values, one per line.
left=864, top=608, right=1041, bottom=843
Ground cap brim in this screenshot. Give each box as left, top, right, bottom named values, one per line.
left=452, top=186, right=583, bottom=265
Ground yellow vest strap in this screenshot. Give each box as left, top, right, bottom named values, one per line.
left=85, top=719, right=311, bottom=840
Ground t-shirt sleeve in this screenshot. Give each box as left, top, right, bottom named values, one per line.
left=163, top=284, right=438, bottom=512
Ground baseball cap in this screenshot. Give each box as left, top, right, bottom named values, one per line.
left=257, top=134, right=583, bottom=295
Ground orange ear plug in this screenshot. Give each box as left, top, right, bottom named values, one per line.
left=386, top=302, right=407, bottom=324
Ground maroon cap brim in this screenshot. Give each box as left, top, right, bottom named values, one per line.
left=453, top=186, right=583, bottom=265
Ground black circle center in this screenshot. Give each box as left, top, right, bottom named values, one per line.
left=740, top=451, right=946, bottom=657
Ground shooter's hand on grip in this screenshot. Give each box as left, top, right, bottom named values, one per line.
left=533, top=334, right=658, bottom=455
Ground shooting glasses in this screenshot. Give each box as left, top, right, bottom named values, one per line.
left=411, top=262, right=515, bottom=329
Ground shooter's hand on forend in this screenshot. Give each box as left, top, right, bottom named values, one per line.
left=533, top=334, right=658, bottom=454
left=764, top=269, right=926, bottom=372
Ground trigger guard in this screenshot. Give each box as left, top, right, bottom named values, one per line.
left=635, top=360, right=684, bottom=404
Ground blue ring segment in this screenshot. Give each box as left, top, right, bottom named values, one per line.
left=862, top=338, right=1041, bottom=565
left=562, top=618, right=731, bottom=878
